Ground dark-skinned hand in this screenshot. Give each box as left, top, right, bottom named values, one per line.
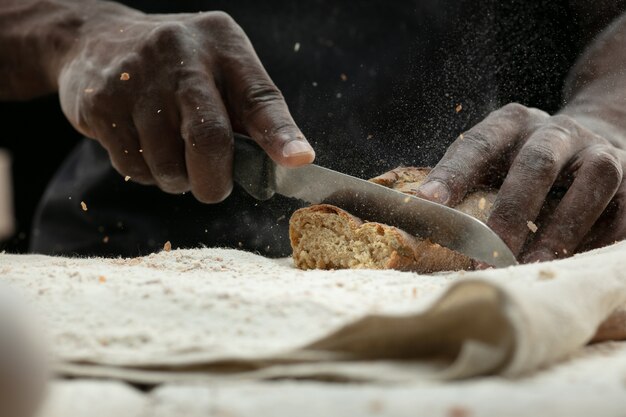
left=416, top=103, right=626, bottom=263
left=57, top=7, right=314, bottom=202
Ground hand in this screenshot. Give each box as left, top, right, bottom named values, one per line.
left=57, top=7, right=314, bottom=203
left=415, top=103, right=626, bottom=263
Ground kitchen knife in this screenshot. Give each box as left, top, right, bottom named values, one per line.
left=233, top=134, right=517, bottom=267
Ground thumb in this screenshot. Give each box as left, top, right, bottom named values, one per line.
left=216, top=32, right=315, bottom=167
left=241, top=93, right=315, bottom=167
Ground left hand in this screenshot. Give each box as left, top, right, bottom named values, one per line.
left=415, top=103, right=626, bottom=263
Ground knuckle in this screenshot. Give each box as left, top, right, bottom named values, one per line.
left=208, top=11, right=237, bottom=26
left=540, top=115, right=586, bottom=140
left=587, top=148, right=623, bottom=185
left=195, top=11, right=242, bottom=35
left=183, top=117, right=233, bottom=155
left=538, top=122, right=572, bottom=140
left=87, top=88, right=113, bottom=109
left=461, top=130, right=493, bottom=155
left=241, top=82, right=284, bottom=116
left=548, top=114, right=576, bottom=128
left=496, top=103, right=548, bottom=125
left=148, top=22, right=189, bottom=49
left=500, top=102, right=529, bottom=117
left=488, top=196, right=527, bottom=229
left=175, top=80, right=212, bottom=103
left=517, top=143, right=559, bottom=177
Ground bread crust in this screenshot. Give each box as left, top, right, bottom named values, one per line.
left=289, top=167, right=497, bottom=273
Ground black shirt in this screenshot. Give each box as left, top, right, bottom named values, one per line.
left=30, top=0, right=591, bottom=257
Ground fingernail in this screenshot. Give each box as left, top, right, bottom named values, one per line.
left=416, top=181, right=451, bottom=205
left=282, top=140, right=315, bottom=158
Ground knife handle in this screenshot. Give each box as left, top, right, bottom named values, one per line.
left=233, top=134, right=277, bottom=201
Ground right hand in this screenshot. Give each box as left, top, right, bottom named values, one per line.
left=57, top=7, right=314, bottom=203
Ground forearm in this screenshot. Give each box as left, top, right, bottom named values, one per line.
left=561, top=12, right=626, bottom=149
left=0, top=0, right=140, bottom=100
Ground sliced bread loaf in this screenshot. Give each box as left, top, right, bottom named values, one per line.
left=289, top=167, right=497, bottom=273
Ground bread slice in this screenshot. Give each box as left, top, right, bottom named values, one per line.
left=289, top=167, right=497, bottom=273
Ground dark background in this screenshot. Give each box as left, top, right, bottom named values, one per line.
left=2, top=0, right=624, bottom=253
left=0, top=96, right=80, bottom=252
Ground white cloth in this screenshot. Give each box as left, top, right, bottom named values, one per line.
left=2, top=243, right=626, bottom=416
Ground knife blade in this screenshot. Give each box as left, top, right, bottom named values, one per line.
left=233, top=134, right=517, bottom=267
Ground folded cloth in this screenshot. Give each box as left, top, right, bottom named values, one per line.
left=2, top=242, right=625, bottom=384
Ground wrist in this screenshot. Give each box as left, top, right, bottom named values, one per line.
left=560, top=79, right=626, bottom=149
left=0, top=0, right=143, bottom=100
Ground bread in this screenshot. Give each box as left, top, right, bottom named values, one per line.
left=289, top=167, right=497, bottom=273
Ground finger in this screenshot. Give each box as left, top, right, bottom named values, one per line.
left=93, top=118, right=154, bottom=185
left=177, top=76, right=234, bottom=203
left=133, top=99, right=189, bottom=194
left=576, top=183, right=626, bottom=252
left=415, top=103, right=547, bottom=206
left=522, top=146, right=622, bottom=262
left=487, top=124, right=586, bottom=255
left=212, top=20, right=315, bottom=167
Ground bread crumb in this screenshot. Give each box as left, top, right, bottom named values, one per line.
left=340, top=73, right=348, bottom=81
left=478, top=197, right=486, bottom=211
left=80, top=201, right=88, bottom=211
left=120, top=72, right=130, bottom=81
left=368, top=399, right=384, bottom=413
left=294, top=42, right=301, bottom=52
left=459, top=133, right=464, bottom=140
left=98, top=275, right=106, bottom=283
left=527, top=220, right=538, bottom=233
left=538, top=269, right=555, bottom=280
left=447, top=406, right=470, bottom=417
left=84, top=88, right=94, bottom=93
left=163, top=241, right=172, bottom=252
left=455, top=103, right=463, bottom=113
left=124, top=176, right=131, bottom=182
left=493, top=250, right=499, bottom=258
left=403, top=196, right=410, bottom=203
left=102, top=236, right=109, bottom=243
